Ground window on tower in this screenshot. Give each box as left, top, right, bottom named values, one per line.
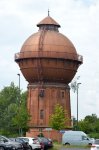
left=39, top=89, right=44, bottom=97
left=39, top=25, right=59, bottom=32
left=61, top=91, right=65, bottom=99
left=40, top=109, right=44, bottom=119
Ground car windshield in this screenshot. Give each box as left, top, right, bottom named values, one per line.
left=32, top=139, right=39, bottom=143
left=0, top=136, right=9, bottom=142
left=39, top=138, right=48, bottom=142
left=21, top=138, right=29, bottom=142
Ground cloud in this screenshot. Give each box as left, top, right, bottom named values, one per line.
left=0, top=0, right=99, bottom=119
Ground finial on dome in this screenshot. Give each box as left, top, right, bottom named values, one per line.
left=48, top=9, right=50, bottom=16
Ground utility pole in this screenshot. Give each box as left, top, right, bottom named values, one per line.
left=17, top=73, right=22, bottom=136
left=76, top=83, right=81, bottom=129
left=17, top=73, right=20, bottom=104
left=71, top=76, right=81, bottom=130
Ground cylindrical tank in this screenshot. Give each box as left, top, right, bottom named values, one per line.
left=15, top=16, right=83, bottom=84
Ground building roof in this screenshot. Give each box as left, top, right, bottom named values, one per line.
left=37, top=16, right=60, bottom=27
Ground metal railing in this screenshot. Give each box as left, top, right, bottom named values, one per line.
left=15, top=51, right=83, bottom=63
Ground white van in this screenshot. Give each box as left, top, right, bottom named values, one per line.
left=62, top=131, right=93, bottom=146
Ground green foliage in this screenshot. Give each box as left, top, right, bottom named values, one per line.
left=88, top=132, right=99, bottom=139
left=0, top=82, right=30, bottom=136
left=72, top=117, right=77, bottom=130
left=12, top=103, right=30, bottom=129
left=78, top=114, right=99, bottom=138
left=85, top=114, right=97, bottom=123
left=49, top=104, right=69, bottom=130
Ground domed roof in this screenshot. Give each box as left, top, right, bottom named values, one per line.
left=21, top=31, right=76, bottom=53
left=21, top=15, right=76, bottom=56
left=15, top=15, right=83, bottom=84
left=37, top=16, right=60, bottom=27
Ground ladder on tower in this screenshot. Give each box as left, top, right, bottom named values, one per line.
left=37, top=28, right=46, bottom=96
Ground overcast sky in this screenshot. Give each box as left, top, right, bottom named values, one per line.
left=0, top=0, right=99, bottom=120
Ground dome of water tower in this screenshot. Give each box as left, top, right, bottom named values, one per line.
left=15, top=15, right=83, bottom=84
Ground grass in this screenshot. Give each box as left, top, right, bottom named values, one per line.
left=50, top=143, right=91, bottom=150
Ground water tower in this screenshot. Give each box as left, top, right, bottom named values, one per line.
left=15, top=14, right=83, bottom=138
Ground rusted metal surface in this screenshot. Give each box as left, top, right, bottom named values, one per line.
left=37, top=16, right=60, bottom=27
left=20, top=31, right=77, bottom=53
left=15, top=25, right=83, bottom=84
left=37, top=29, right=46, bottom=82
left=15, top=51, right=83, bottom=63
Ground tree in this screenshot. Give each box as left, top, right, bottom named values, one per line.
left=49, top=104, right=69, bottom=130
left=78, top=114, right=99, bottom=138
left=78, top=119, right=90, bottom=134
left=12, top=105, right=30, bottom=136
left=85, top=114, right=97, bottom=123
left=72, top=116, right=77, bottom=130
left=0, top=82, right=30, bottom=136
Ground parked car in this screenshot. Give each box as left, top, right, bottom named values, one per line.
left=18, top=137, right=41, bottom=150
left=62, top=131, right=93, bottom=146
left=9, top=138, right=31, bottom=150
left=0, top=135, right=23, bottom=150
left=0, top=142, right=18, bottom=150
left=37, top=137, right=53, bottom=150
left=91, top=139, right=99, bottom=150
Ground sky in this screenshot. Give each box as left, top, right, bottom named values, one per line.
left=0, top=0, right=99, bottom=120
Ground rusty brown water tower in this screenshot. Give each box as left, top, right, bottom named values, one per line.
left=15, top=14, right=83, bottom=139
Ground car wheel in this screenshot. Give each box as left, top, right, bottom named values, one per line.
left=41, top=146, right=45, bottom=150
left=65, top=143, right=70, bottom=146
left=28, top=146, right=32, bottom=150
left=0, top=147, right=5, bottom=150
left=88, top=143, right=92, bottom=147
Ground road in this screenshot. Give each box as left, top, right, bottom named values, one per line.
left=60, top=148, right=90, bottom=150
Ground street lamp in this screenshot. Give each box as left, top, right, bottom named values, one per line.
left=17, top=73, right=22, bottom=136
left=17, top=73, right=20, bottom=104
left=76, top=82, right=81, bottom=129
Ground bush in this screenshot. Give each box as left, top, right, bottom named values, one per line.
left=88, top=133, right=99, bottom=139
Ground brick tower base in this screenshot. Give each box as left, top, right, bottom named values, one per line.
left=26, top=128, right=63, bottom=143
left=26, top=83, right=72, bottom=142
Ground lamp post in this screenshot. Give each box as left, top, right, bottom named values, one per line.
left=17, top=73, right=20, bottom=104
left=17, top=73, right=22, bottom=136
left=76, top=82, right=81, bottom=130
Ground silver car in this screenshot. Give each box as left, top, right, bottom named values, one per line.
left=18, top=137, right=41, bottom=150
left=0, top=135, right=23, bottom=150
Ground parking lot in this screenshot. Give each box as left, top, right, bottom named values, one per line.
left=60, top=148, right=90, bottom=150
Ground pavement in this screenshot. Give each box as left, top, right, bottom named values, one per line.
left=60, top=148, right=90, bottom=150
